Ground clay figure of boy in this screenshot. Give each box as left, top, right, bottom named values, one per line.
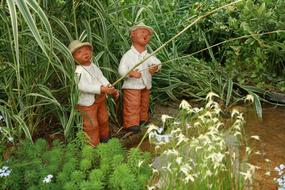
left=118, top=22, right=161, bottom=133
left=68, top=40, right=119, bottom=146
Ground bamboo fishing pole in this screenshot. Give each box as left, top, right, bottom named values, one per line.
left=111, top=0, right=243, bottom=86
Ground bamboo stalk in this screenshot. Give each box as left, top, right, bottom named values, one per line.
left=112, top=0, right=243, bottom=86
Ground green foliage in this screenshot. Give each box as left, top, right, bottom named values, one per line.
left=0, top=0, right=284, bottom=144
left=0, top=138, right=152, bottom=190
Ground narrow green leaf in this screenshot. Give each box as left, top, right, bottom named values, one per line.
left=226, top=79, right=233, bottom=107
left=15, top=0, right=49, bottom=58
left=26, top=0, right=53, bottom=49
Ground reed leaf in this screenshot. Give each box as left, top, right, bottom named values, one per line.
left=15, top=0, right=49, bottom=58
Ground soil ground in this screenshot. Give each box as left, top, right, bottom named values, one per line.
left=244, top=104, right=285, bottom=190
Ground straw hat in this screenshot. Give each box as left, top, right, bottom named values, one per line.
left=129, top=22, right=154, bottom=34
left=68, top=40, right=93, bottom=54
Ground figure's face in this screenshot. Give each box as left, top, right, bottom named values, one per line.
left=131, top=28, right=152, bottom=46
left=73, top=46, right=92, bottom=65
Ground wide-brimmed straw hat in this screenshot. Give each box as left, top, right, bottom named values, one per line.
left=68, top=40, right=93, bottom=54
left=129, top=22, right=154, bottom=34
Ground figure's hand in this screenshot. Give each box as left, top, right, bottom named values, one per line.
left=129, top=69, right=141, bottom=78
left=100, top=85, right=116, bottom=94
left=148, top=64, right=159, bottom=75
left=112, top=89, right=120, bottom=100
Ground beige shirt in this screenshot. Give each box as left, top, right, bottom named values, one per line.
left=75, top=63, right=110, bottom=106
left=118, top=46, right=161, bottom=89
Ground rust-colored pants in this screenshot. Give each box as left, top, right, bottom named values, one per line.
left=123, top=88, right=150, bottom=129
left=76, top=95, right=110, bottom=147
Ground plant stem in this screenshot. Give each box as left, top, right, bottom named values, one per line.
left=72, top=0, right=78, bottom=39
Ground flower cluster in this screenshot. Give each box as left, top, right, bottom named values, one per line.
left=147, top=92, right=253, bottom=189
left=43, top=174, right=53, bottom=183
left=0, top=166, right=12, bottom=177
left=274, top=164, right=285, bottom=190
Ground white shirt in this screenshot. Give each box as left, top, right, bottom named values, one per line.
left=118, top=46, right=161, bottom=89
left=75, top=63, right=110, bottom=106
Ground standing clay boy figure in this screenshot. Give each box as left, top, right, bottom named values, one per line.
left=118, top=22, right=161, bottom=133
left=68, top=40, right=119, bottom=147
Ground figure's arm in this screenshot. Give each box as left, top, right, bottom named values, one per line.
left=118, top=55, right=141, bottom=78
left=95, top=66, right=118, bottom=95
left=148, top=56, right=161, bottom=75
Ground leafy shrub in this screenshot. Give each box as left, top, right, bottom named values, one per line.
left=0, top=137, right=152, bottom=190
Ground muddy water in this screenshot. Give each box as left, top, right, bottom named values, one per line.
left=134, top=103, right=285, bottom=189
left=243, top=104, right=285, bottom=190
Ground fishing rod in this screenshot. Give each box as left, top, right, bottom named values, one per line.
left=111, top=0, right=243, bottom=86
left=136, top=30, right=285, bottom=73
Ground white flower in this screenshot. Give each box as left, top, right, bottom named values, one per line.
left=195, top=146, right=202, bottom=152
left=207, top=152, right=224, bottom=168
left=205, top=170, right=213, bottom=177
left=184, top=174, right=195, bottom=183
left=162, top=163, right=172, bottom=172
left=247, top=163, right=260, bottom=172
left=176, top=133, right=188, bottom=146
left=156, top=127, right=164, bottom=134
left=138, top=160, right=144, bottom=167
left=244, top=94, right=254, bottom=103
left=173, top=121, right=181, bottom=125
left=265, top=159, right=271, bottom=163
left=155, top=134, right=171, bottom=143
left=194, top=122, right=201, bottom=128
left=234, top=131, right=241, bottom=137
left=179, top=100, right=191, bottom=111
left=43, top=174, right=53, bottom=183
left=250, top=135, right=260, bottom=141
left=231, top=109, right=240, bottom=118
left=186, top=123, right=192, bottom=129
left=279, top=164, right=285, bottom=170
left=181, top=164, right=194, bottom=183
left=206, top=92, right=219, bottom=101
left=265, top=171, right=271, bottom=176
left=246, top=147, right=251, bottom=154
left=7, top=137, right=13, bottom=143
left=240, top=170, right=253, bottom=183
left=147, top=186, right=156, bottom=190
left=164, top=149, right=179, bottom=156
left=151, top=168, right=159, bottom=175
left=275, top=164, right=285, bottom=172
left=0, top=115, right=3, bottom=121
left=161, top=114, right=173, bottom=123
left=0, top=166, right=12, bottom=177
left=192, top=107, right=202, bottom=113
left=204, top=111, right=212, bottom=118
left=176, top=157, right=183, bottom=165
left=146, top=124, right=159, bottom=134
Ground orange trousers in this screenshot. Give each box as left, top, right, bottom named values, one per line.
left=76, top=95, right=110, bottom=147
left=123, top=89, right=150, bottom=129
